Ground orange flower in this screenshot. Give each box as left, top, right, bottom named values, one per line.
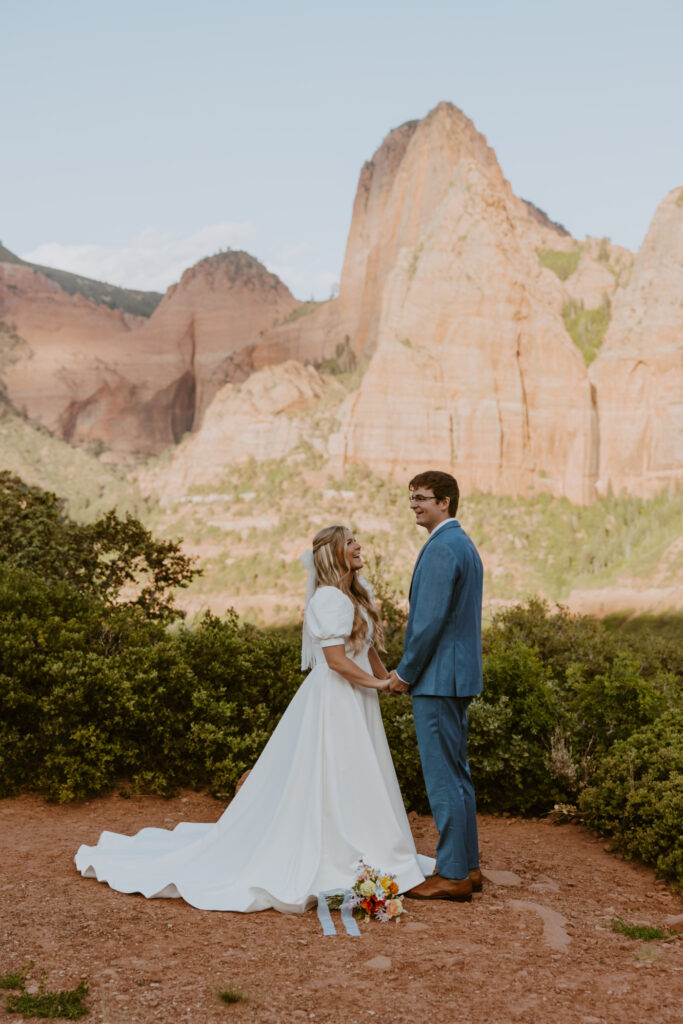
left=389, top=881, right=399, bottom=895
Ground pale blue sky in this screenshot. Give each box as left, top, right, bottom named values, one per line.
left=2, top=0, right=681, bottom=298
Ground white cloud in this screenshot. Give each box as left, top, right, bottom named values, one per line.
left=20, top=224, right=341, bottom=301
left=20, top=223, right=257, bottom=293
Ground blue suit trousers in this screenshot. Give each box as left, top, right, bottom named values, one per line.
left=412, top=695, right=479, bottom=880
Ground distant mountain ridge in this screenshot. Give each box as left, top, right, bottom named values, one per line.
left=0, top=241, right=162, bottom=318
left=0, top=248, right=299, bottom=453
left=1, top=100, right=681, bottom=503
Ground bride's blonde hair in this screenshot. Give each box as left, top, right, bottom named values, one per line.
left=312, top=525, right=384, bottom=652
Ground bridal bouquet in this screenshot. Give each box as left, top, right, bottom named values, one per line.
left=348, top=860, right=405, bottom=923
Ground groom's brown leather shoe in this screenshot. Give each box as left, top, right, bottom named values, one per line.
left=469, top=868, right=484, bottom=892
left=405, top=874, right=473, bottom=902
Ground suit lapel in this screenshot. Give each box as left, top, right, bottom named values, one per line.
left=408, top=520, right=460, bottom=599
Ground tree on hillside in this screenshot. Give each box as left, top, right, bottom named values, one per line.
left=0, top=471, right=199, bottom=620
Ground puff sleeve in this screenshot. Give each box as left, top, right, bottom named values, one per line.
left=305, top=586, right=355, bottom=647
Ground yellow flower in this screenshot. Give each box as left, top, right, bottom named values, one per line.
left=380, top=876, right=392, bottom=891
left=360, top=880, right=376, bottom=898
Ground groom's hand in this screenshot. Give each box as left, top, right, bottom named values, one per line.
left=386, top=670, right=410, bottom=694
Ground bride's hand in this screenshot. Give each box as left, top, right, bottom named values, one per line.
left=386, top=670, right=410, bottom=694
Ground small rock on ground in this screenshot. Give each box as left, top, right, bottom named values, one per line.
left=366, top=955, right=392, bottom=970
left=482, top=868, right=522, bottom=886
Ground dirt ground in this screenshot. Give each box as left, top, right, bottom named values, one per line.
left=1, top=792, right=681, bottom=1024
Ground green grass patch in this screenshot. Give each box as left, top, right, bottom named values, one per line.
left=217, top=986, right=248, bottom=1005
left=562, top=296, right=611, bottom=365
left=610, top=917, right=671, bottom=941
left=538, top=247, right=581, bottom=281
left=4, top=975, right=89, bottom=1019
left=0, top=963, right=33, bottom=990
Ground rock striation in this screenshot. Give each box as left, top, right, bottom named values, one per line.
left=589, top=187, right=683, bottom=497
left=138, top=361, right=332, bottom=502
left=327, top=102, right=598, bottom=502
left=0, top=251, right=300, bottom=452
left=2, top=104, right=681, bottom=501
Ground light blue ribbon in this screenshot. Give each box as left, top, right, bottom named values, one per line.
left=316, top=890, right=361, bottom=937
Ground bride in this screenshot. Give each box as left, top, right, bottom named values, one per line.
left=75, top=525, right=433, bottom=913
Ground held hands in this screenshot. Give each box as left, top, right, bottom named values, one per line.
left=385, top=670, right=410, bottom=695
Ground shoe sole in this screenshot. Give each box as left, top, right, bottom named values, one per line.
left=433, top=868, right=482, bottom=894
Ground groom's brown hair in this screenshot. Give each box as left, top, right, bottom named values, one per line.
left=409, top=470, right=459, bottom=517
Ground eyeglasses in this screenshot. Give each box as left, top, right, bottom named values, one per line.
left=409, top=494, right=441, bottom=505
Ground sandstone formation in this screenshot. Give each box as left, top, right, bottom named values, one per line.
left=589, top=187, right=683, bottom=497
left=326, top=102, right=598, bottom=502
left=563, top=237, right=633, bottom=310
left=3, top=102, right=681, bottom=503
left=0, top=261, right=139, bottom=437
left=138, top=361, right=332, bottom=502
left=0, top=252, right=300, bottom=453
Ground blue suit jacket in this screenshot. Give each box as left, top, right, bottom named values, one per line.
left=396, top=519, right=483, bottom=698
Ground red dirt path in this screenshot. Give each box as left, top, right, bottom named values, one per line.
left=1, top=791, right=681, bottom=1024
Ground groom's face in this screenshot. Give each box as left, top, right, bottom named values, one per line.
left=409, top=488, right=450, bottom=532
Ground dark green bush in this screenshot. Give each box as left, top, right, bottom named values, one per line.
left=486, top=598, right=617, bottom=686
left=0, top=565, right=302, bottom=802
left=379, top=694, right=429, bottom=813
left=567, top=653, right=673, bottom=758
left=484, top=599, right=680, bottom=796
left=1, top=516, right=680, bottom=886
left=0, top=471, right=198, bottom=621
left=580, top=711, right=683, bottom=884
left=469, top=634, right=563, bottom=812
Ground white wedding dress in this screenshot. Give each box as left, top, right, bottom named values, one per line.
left=75, top=586, right=433, bottom=913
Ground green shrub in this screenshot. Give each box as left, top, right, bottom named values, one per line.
left=562, top=296, right=611, bottom=365
left=486, top=598, right=615, bottom=686
left=537, top=247, right=581, bottom=280
left=567, top=653, right=673, bottom=758
left=469, top=634, right=563, bottom=812
left=0, top=472, right=198, bottom=621
left=580, top=711, right=683, bottom=884
left=379, top=694, right=429, bottom=813
left=1, top=532, right=680, bottom=888
left=483, top=599, right=680, bottom=798
left=603, top=612, right=683, bottom=679
left=0, top=565, right=302, bottom=801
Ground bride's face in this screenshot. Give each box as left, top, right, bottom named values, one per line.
left=344, top=531, right=363, bottom=572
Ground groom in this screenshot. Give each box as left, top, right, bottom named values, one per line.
left=388, top=470, right=483, bottom=902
